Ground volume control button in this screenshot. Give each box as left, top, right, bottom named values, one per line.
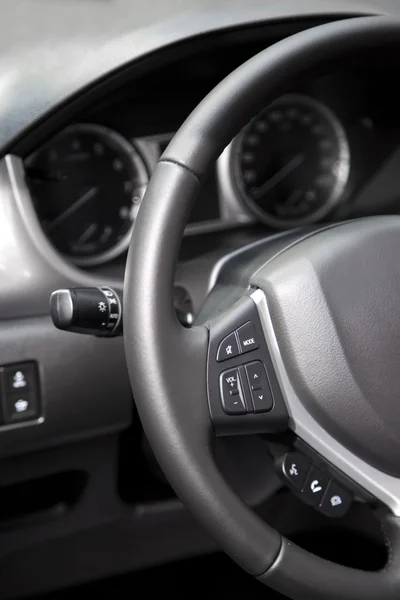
left=219, top=368, right=247, bottom=415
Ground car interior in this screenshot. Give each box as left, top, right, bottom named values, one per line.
left=3, top=2, right=400, bottom=599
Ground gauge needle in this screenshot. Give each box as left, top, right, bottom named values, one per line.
left=46, top=186, right=99, bottom=232
left=283, top=189, right=303, bottom=208
left=253, top=154, right=304, bottom=200
left=78, top=223, right=98, bottom=243
left=66, top=152, right=91, bottom=162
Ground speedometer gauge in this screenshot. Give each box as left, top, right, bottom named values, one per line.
left=26, top=123, right=149, bottom=266
left=229, top=94, right=350, bottom=228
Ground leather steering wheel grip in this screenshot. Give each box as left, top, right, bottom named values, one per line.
left=261, top=513, right=400, bottom=599
left=124, top=16, right=400, bottom=599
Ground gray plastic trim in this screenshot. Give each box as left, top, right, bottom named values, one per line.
left=216, top=146, right=256, bottom=226
left=252, top=287, right=400, bottom=516
left=0, top=154, right=122, bottom=320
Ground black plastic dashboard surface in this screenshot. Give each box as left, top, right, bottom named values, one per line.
left=6, top=39, right=398, bottom=284
left=0, top=2, right=385, bottom=156
left=14, top=9, right=400, bottom=270
left=31, top=62, right=400, bottom=230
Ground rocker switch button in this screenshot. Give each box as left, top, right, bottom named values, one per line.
left=219, top=368, right=247, bottom=415
left=237, top=322, right=259, bottom=354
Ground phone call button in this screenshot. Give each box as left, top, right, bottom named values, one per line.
left=303, top=467, right=330, bottom=506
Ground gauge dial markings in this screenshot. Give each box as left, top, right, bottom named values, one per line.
left=46, top=186, right=99, bottom=232
left=26, top=123, right=149, bottom=266
left=252, top=153, right=304, bottom=201
left=78, top=223, right=98, bottom=244
left=232, top=94, right=350, bottom=228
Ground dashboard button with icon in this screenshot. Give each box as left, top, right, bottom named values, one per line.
left=282, top=452, right=311, bottom=491
left=320, top=480, right=353, bottom=518
left=216, top=332, right=240, bottom=362
left=280, top=450, right=353, bottom=518
left=303, top=466, right=330, bottom=506
left=1, top=362, right=41, bottom=425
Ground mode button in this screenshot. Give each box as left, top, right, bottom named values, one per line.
left=237, top=322, right=259, bottom=354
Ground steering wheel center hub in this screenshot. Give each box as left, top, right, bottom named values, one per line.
left=253, top=217, right=400, bottom=476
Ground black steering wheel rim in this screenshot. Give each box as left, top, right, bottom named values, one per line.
left=124, top=16, right=400, bottom=599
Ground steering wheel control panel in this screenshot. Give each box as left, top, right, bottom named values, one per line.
left=280, top=451, right=353, bottom=518
left=220, top=361, right=273, bottom=415
left=207, top=295, right=288, bottom=436
left=0, top=362, right=41, bottom=426
left=216, top=321, right=259, bottom=361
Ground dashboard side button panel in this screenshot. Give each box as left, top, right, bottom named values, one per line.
left=3, top=363, right=37, bottom=395
left=1, top=361, right=41, bottom=425
left=3, top=392, right=39, bottom=424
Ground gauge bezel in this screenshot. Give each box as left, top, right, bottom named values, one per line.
left=223, top=94, right=350, bottom=229
left=27, top=123, right=149, bottom=267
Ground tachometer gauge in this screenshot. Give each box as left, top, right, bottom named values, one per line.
left=229, top=94, right=350, bottom=228
left=26, top=123, right=149, bottom=265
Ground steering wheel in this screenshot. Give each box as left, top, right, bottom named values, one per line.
left=123, top=16, right=400, bottom=599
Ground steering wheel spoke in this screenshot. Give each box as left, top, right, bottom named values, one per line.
left=251, top=278, right=400, bottom=520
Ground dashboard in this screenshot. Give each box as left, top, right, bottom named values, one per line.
left=0, top=4, right=400, bottom=597
left=23, top=53, right=400, bottom=268
left=25, top=128, right=251, bottom=266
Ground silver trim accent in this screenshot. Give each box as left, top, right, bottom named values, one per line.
left=216, top=145, right=256, bottom=226
left=25, top=124, right=258, bottom=273
left=3, top=154, right=121, bottom=319
left=0, top=416, right=45, bottom=433
left=207, top=230, right=290, bottom=294
left=251, top=287, right=400, bottom=516
left=184, top=219, right=250, bottom=236
left=225, top=94, right=351, bottom=229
